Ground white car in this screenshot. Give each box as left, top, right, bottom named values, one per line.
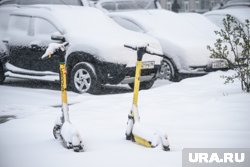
left=204, top=7, right=250, bottom=28
left=108, top=9, right=227, bottom=81
left=0, top=5, right=162, bottom=93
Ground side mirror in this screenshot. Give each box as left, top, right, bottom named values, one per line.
left=51, top=32, right=65, bottom=42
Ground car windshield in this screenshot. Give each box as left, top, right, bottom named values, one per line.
left=117, top=1, right=139, bottom=10
left=135, top=0, right=158, bottom=9
left=100, top=0, right=158, bottom=11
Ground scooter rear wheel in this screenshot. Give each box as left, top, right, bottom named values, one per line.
left=53, top=124, right=62, bottom=140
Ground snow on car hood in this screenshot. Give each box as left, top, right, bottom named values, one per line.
left=50, top=7, right=162, bottom=66
left=110, top=10, right=220, bottom=68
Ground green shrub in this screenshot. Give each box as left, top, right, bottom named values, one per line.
left=207, top=15, right=250, bottom=92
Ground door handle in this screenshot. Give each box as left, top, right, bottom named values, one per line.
left=30, top=44, right=41, bottom=51
left=2, top=39, right=9, bottom=44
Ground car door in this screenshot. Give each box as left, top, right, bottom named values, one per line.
left=7, top=15, right=62, bottom=73
left=28, top=17, right=61, bottom=73
left=6, top=15, right=34, bottom=71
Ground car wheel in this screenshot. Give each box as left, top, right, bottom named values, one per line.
left=128, top=79, right=155, bottom=90
left=159, top=58, right=176, bottom=81
left=70, top=62, right=100, bottom=94
left=0, top=62, right=5, bottom=84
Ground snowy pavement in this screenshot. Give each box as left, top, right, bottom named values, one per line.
left=0, top=71, right=250, bottom=167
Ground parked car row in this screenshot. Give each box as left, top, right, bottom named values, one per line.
left=0, top=4, right=162, bottom=94
left=0, top=0, right=238, bottom=94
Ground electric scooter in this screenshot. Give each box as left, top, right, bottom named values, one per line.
left=124, top=44, right=170, bottom=151
left=41, top=42, right=84, bottom=152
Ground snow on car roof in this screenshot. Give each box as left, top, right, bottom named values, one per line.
left=110, top=9, right=177, bottom=32
left=110, top=9, right=218, bottom=44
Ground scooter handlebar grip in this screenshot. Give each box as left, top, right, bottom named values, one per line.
left=146, top=51, right=164, bottom=57
left=63, top=42, right=69, bottom=47
left=41, top=42, right=69, bottom=60
left=41, top=52, right=52, bottom=60
left=124, top=44, right=137, bottom=50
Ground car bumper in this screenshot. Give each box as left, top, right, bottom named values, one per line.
left=178, top=61, right=229, bottom=79
left=95, top=62, right=160, bottom=85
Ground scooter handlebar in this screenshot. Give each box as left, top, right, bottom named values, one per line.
left=124, top=44, right=137, bottom=50
left=124, top=44, right=164, bottom=58
left=41, top=42, right=69, bottom=59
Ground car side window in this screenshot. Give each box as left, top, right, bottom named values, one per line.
left=117, top=1, right=138, bottom=10
left=101, top=2, right=116, bottom=11
left=8, top=15, right=30, bottom=35
left=34, top=18, right=58, bottom=36
left=112, top=17, right=144, bottom=33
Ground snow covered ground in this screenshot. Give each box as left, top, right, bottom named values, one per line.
left=0, top=71, right=249, bottom=167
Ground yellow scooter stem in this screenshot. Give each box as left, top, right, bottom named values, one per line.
left=132, top=61, right=155, bottom=148
left=132, top=61, right=142, bottom=122
left=60, top=63, right=69, bottom=122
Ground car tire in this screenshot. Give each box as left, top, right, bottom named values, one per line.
left=0, top=62, right=5, bottom=84
left=128, top=79, right=155, bottom=90
left=69, top=62, right=100, bottom=94
left=159, top=58, right=176, bottom=81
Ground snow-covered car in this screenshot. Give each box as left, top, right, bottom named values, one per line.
left=108, top=9, right=228, bottom=81
left=94, top=0, right=161, bottom=12
left=0, top=5, right=162, bottom=93
left=204, top=7, right=250, bottom=29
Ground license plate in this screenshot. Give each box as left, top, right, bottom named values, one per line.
left=212, top=61, right=227, bottom=69
left=142, top=61, right=155, bottom=69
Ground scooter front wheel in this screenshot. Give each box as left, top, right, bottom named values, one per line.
left=53, top=124, right=62, bottom=140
